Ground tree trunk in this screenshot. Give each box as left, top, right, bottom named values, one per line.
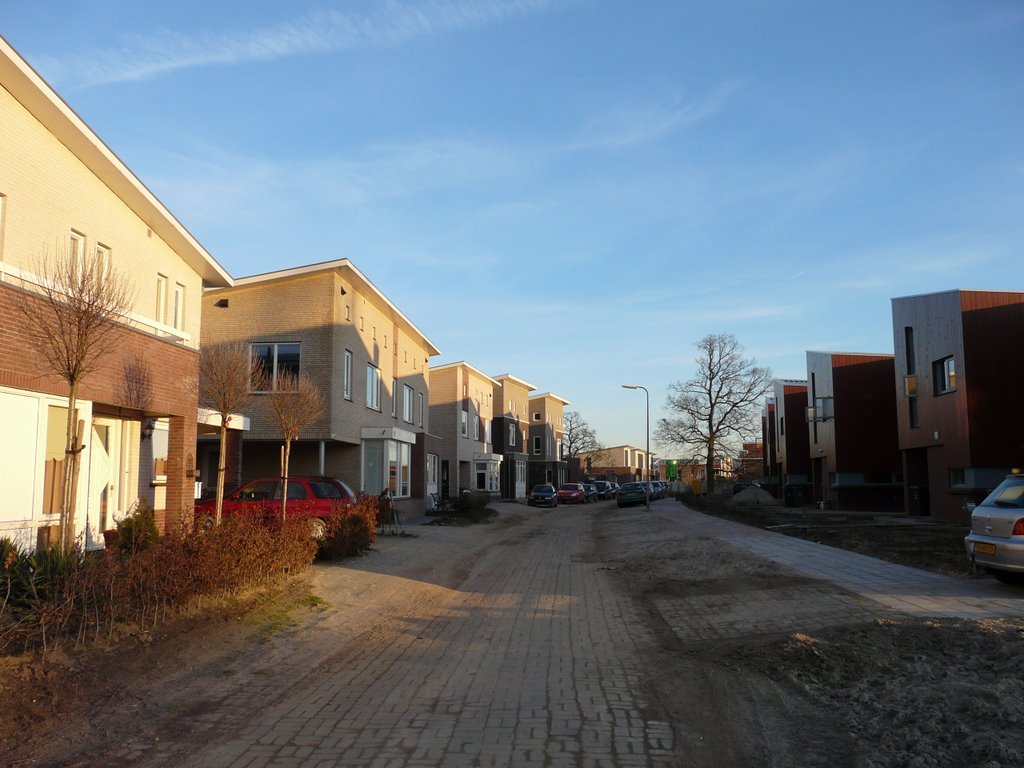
left=61, top=381, right=80, bottom=549
left=706, top=435, right=717, bottom=495
left=281, top=440, right=291, bottom=523
left=215, top=422, right=228, bottom=525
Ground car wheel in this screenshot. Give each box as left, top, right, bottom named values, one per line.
left=309, top=517, right=327, bottom=540
left=992, top=569, right=1024, bottom=585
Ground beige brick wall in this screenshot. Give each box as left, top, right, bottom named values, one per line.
left=0, top=84, right=204, bottom=346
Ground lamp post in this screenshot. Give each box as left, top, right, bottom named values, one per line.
left=621, top=384, right=650, bottom=508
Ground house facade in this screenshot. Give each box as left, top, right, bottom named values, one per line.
left=765, top=379, right=812, bottom=505
left=527, top=393, right=570, bottom=487
left=805, top=351, right=902, bottom=511
left=429, top=362, right=502, bottom=498
left=0, top=37, right=232, bottom=547
left=491, top=374, right=535, bottom=500
left=199, top=260, right=440, bottom=516
left=892, top=289, right=1024, bottom=523
left=574, top=444, right=652, bottom=483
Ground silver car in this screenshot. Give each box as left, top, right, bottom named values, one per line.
left=964, top=473, right=1024, bottom=582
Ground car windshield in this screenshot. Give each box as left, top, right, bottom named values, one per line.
left=532, top=485, right=553, bottom=493
left=560, top=484, right=579, bottom=490
left=981, top=477, right=1024, bottom=508
left=621, top=483, right=642, bottom=490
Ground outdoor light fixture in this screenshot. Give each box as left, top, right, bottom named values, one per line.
left=621, top=384, right=650, bottom=509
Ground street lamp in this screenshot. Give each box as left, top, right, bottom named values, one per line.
left=621, top=384, right=650, bottom=509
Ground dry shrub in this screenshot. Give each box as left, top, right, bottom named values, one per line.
left=0, top=515, right=317, bottom=656
left=319, top=496, right=378, bottom=560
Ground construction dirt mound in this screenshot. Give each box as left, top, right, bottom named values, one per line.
left=727, top=485, right=779, bottom=506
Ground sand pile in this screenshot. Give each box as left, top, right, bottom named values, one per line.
left=727, top=485, right=779, bottom=506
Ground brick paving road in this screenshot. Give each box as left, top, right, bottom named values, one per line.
left=171, top=505, right=676, bottom=768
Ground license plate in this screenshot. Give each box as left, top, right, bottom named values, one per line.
left=974, top=542, right=997, bottom=556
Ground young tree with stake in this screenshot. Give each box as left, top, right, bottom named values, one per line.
left=266, top=373, right=325, bottom=523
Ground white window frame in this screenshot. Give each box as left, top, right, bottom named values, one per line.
left=485, top=420, right=492, bottom=445
left=391, top=377, right=398, bottom=417
left=172, top=282, right=186, bottom=331
left=95, top=243, right=111, bottom=282
left=403, top=385, right=414, bottom=423
left=343, top=350, right=352, bottom=400
left=156, top=274, right=168, bottom=324
left=473, top=411, right=480, bottom=440
left=69, top=230, right=85, bottom=273
left=461, top=410, right=468, bottom=438
left=251, top=343, right=301, bottom=392
left=508, top=421, right=516, bottom=447
left=366, top=364, right=381, bottom=411
left=418, top=392, right=424, bottom=427
left=533, top=435, right=541, bottom=455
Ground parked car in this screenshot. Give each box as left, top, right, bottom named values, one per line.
left=195, top=476, right=354, bottom=538
left=650, top=481, right=666, bottom=499
left=607, top=482, right=621, bottom=498
left=964, top=473, right=1024, bottom=582
left=527, top=483, right=558, bottom=507
left=583, top=483, right=599, bottom=502
left=592, top=480, right=613, bottom=499
left=616, top=482, right=648, bottom=508
left=557, top=482, right=588, bottom=504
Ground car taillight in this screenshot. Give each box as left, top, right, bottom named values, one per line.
left=1011, top=519, right=1024, bottom=536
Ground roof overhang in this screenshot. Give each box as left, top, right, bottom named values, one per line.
left=430, top=360, right=502, bottom=388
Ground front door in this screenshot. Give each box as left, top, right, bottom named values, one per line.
left=87, top=417, right=137, bottom=547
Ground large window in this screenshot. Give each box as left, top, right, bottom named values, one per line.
left=343, top=350, right=352, bottom=400
left=533, top=436, right=541, bottom=455
left=933, top=356, right=956, bottom=395
left=403, top=385, right=414, bottom=423
left=251, top=343, right=300, bottom=391
left=362, top=438, right=412, bottom=497
left=366, top=364, right=381, bottom=410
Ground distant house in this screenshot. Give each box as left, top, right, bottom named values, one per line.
left=735, top=442, right=765, bottom=480
left=527, top=393, right=570, bottom=487
left=892, top=289, right=1024, bottom=523
left=429, top=362, right=502, bottom=498
left=805, top=351, right=901, bottom=511
left=491, top=374, right=535, bottom=500
left=200, top=260, right=441, bottom=517
left=764, top=379, right=812, bottom=505
left=0, top=37, right=233, bottom=547
left=576, top=444, right=654, bottom=484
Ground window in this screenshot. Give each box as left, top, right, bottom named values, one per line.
left=533, top=436, right=541, bottom=455
left=909, top=396, right=920, bottom=429
left=508, top=422, right=517, bottom=447
left=904, top=327, right=916, bottom=375
left=69, top=230, right=85, bottom=272
left=343, top=350, right=352, bottom=400
left=418, top=392, right=424, bottom=427
left=251, top=343, right=301, bottom=391
left=624, top=449, right=630, bottom=465
left=95, top=244, right=111, bottom=281
left=461, top=410, right=468, bottom=437
left=427, top=453, right=438, bottom=485
left=933, top=356, right=956, bottom=395
left=391, top=378, right=398, bottom=417
left=403, top=385, right=414, bottom=423
left=949, top=469, right=965, bottom=487
left=485, top=420, right=492, bottom=445
left=533, top=412, right=541, bottom=421
left=172, top=283, right=186, bottom=331
left=556, top=439, right=562, bottom=459
left=362, top=438, right=412, bottom=498
left=366, top=364, right=381, bottom=410
left=473, top=412, right=480, bottom=440
left=155, top=274, right=168, bottom=324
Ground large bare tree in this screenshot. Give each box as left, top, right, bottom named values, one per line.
left=196, top=341, right=265, bottom=524
left=655, top=333, right=772, bottom=493
left=265, top=373, right=325, bottom=523
left=562, top=410, right=602, bottom=459
left=17, top=248, right=134, bottom=547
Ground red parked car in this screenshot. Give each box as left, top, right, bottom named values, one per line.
left=195, top=477, right=355, bottom=538
left=557, top=482, right=588, bottom=504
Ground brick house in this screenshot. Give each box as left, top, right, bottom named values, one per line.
left=805, top=351, right=902, bottom=511
left=892, top=289, right=1024, bottom=523
left=199, top=260, right=441, bottom=517
left=527, top=393, right=570, bottom=488
left=429, top=362, right=502, bottom=498
left=491, top=374, right=535, bottom=500
left=575, top=444, right=652, bottom=484
left=764, top=379, right=812, bottom=506
left=0, top=36, right=232, bottom=547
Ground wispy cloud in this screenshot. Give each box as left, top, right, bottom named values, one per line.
left=568, top=80, right=743, bottom=151
left=34, top=0, right=554, bottom=88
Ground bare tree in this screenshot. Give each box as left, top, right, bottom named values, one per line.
left=563, top=410, right=601, bottom=459
left=196, top=342, right=265, bottom=524
left=655, top=333, right=772, bottom=494
left=17, top=248, right=134, bottom=547
left=265, top=373, right=325, bottom=522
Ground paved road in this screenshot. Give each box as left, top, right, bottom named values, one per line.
left=97, top=499, right=1024, bottom=768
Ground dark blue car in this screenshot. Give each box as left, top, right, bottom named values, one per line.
left=527, top=483, right=558, bottom=507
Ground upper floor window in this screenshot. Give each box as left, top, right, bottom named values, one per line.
left=508, top=422, right=517, bottom=447
left=366, top=364, right=381, bottom=410
left=95, top=244, right=111, bottom=282
left=473, top=411, right=480, bottom=440
left=391, top=377, right=398, bottom=417
left=343, top=350, right=352, bottom=400
left=69, top=230, right=85, bottom=271
left=156, top=274, right=168, bottom=324
left=417, top=392, right=424, bottom=427
left=251, top=342, right=300, bottom=391
left=485, top=420, right=492, bottom=445
left=933, top=356, right=956, bottom=395
left=533, top=412, right=541, bottom=421
left=533, top=435, right=541, bottom=455
left=461, top=410, right=468, bottom=438
left=172, top=283, right=186, bottom=331
left=403, top=384, right=414, bottom=423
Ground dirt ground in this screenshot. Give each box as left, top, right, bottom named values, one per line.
left=2, top=499, right=1022, bottom=767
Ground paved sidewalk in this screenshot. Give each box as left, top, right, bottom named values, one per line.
left=657, top=501, right=1024, bottom=620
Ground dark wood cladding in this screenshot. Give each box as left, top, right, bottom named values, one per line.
left=961, top=294, right=1024, bottom=467
left=832, top=354, right=899, bottom=472
left=783, top=386, right=810, bottom=477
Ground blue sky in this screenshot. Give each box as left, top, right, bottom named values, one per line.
left=5, top=1, right=1023, bottom=453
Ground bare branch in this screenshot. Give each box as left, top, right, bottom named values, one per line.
left=265, top=374, right=326, bottom=521
left=563, top=410, right=601, bottom=459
